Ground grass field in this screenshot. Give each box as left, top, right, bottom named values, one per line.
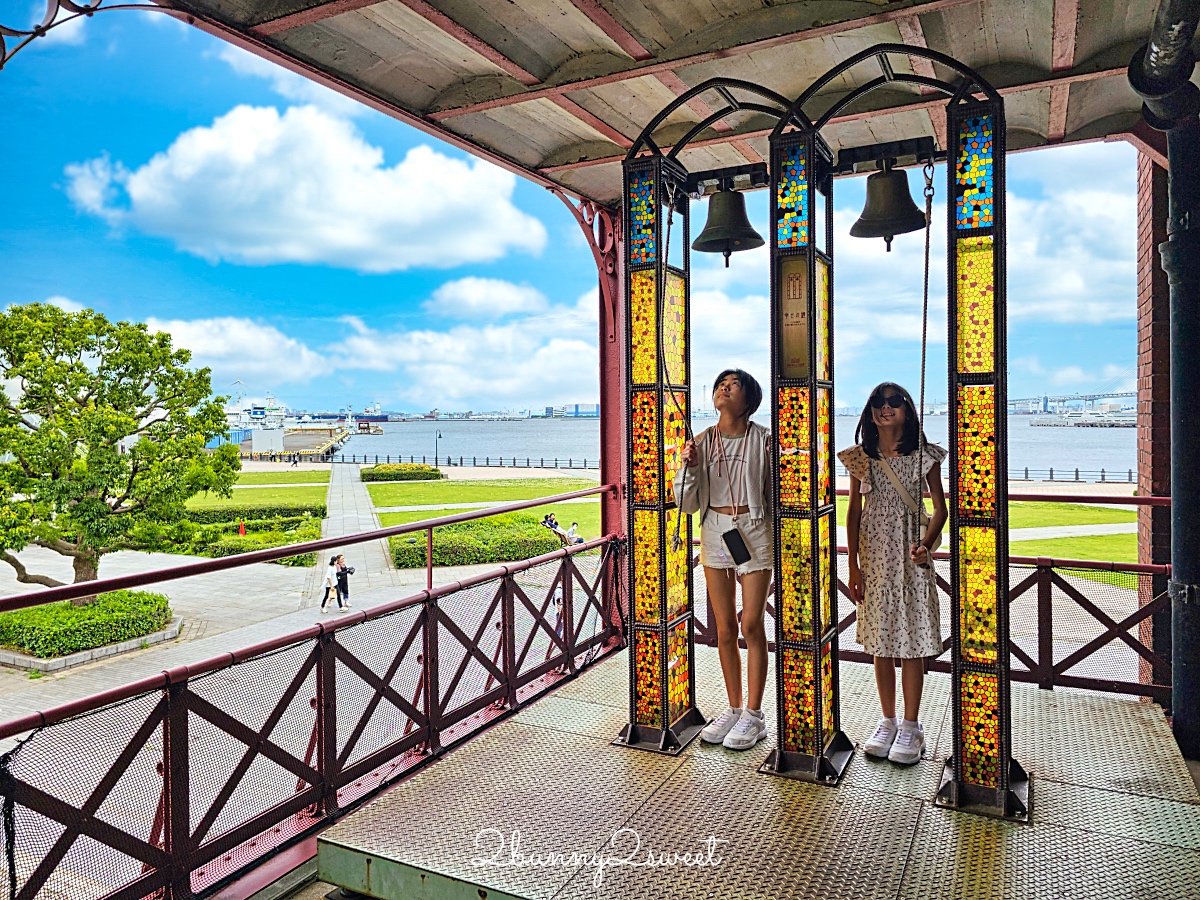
left=834, top=497, right=1135, bottom=531
left=1008, top=533, right=1137, bottom=563
left=187, top=485, right=329, bottom=508
left=367, top=478, right=598, bottom=507
left=379, top=501, right=602, bottom=541
left=236, top=471, right=330, bottom=485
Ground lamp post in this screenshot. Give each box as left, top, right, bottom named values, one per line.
left=434, top=430, right=443, bottom=465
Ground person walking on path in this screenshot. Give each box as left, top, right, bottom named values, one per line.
left=838, top=382, right=948, bottom=765
left=320, top=555, right=346, bottom=613
left=676, top=369, right=772, bottom=751
left=336, top=554, right=354, bottom=609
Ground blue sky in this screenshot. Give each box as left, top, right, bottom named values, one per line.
left=2, top=10, right=1138, bottom=414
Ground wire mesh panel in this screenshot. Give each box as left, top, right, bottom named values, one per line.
left=437, top=579, right=506, bottom=722
left=939, top=98, right=1025, bottom=818
left=569, top=546, right=610, bottom=669
left=763, top=127, right=851, bottom=784
left=512, top=558, right=566, bottom=679
left=617, top=152, right=703, bottom=755
left=2, top=692, right=168, bottom=900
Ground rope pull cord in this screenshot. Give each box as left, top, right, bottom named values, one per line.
left=914, top=161, right=936, bottom=569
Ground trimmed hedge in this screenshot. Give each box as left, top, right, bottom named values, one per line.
left=361, top=463, right=443, bottom=482
left=0, top=590, right=172, bottom=659
left=184, top=502, right=326, bottom=524
left=190, top=518, right=322, bottom=567
left=390, top=513, right=559, bottom=568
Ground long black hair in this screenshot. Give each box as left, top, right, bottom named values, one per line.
left=712, top=368, right=763, bottom=420
left=855, top=382, right=926, bottom=458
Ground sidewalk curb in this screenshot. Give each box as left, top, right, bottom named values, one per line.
left=0, top=616, right=184, bottom=673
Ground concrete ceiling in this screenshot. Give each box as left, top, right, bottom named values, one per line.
left=169, top=0, right=1183, bottom=205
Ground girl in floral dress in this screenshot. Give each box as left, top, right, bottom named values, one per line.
left=837, top=383, right=947, bottom=765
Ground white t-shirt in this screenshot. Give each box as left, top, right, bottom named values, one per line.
left=325, top=564, right=338, bottom=588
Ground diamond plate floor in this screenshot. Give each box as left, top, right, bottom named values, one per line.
left=318, top=647, right=1200, bottom=900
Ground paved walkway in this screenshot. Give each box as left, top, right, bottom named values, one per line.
left=304, top=464, right=394, bottom=605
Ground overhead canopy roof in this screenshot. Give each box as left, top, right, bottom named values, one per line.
left=177, top=0, right=1182, bottom=205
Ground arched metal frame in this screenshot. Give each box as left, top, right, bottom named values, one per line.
left=617, top=49, right=1026, bottom=820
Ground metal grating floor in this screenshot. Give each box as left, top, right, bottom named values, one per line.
left=318, top=647, right=1200, bottom=900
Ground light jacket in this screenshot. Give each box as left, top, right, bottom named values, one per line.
left=672, top=420, right=772, bottom=522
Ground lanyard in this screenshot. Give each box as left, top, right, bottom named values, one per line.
left=712, top=428, right=746, bottom=521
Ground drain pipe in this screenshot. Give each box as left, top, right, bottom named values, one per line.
left=1128, top=0, right=1200, bottom=757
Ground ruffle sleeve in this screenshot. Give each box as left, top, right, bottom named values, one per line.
left=837, top=444, right=873, bottom=494
left=920, top=442, right=948, bottom=475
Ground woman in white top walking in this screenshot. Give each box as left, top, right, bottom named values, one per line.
left=675, top=369, right=773, bottom=751
left=321, top=555, right=345, bottom=613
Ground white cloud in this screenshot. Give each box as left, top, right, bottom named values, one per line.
left=145, top=316, right=326, bottom=384
left=425, top=278, right=547, bottom=318
left=30, top=1, right=86, bottom=47
left=45, top=296, right=84, bottom=312
left=65, top=105, right=548, bottom=272
left=214, top=44, right=362, bottom=118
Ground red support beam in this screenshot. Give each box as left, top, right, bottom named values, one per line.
left=1047, top=83, right=1070, bottom=142
left=651, top=71, right=765, bottom=161
left=894, top=14, right=946, bottom=146
left=250, top=0, right=382, bottom=36
left=547, top=95, right=634, bottom=149
left=1109, top=120, right=1170, bottom=171
left=569, top=0, right=654, bottom=62
left=1051, top=0, right=1081, bottom=72
left=253, top=0, right=542, bottom=87
left=430, top=0, right=983, bottom=120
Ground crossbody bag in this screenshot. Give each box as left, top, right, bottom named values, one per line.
left=876, top=455, right=941, bottom=555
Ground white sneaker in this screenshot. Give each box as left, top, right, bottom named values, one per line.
left=863, top=717, right=898, bottom=758
left=701, top=707, right=742, bottom=743
left=320, top=606, right=329, bottom=615
left=722, top=710, right=767, bottom=750
left=888, top=722, right=924, bottom=765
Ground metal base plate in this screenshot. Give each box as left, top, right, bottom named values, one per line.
left=934, top=756, right=1031, bottom=821
left=759, top=731, right=855, bottom=784
left=612, top=707, right=705, bottom=755
left=318, top=648, right=1200, bottom=900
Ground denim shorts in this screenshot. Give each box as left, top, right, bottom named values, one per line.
left=699, top=511, right=773, bottom=575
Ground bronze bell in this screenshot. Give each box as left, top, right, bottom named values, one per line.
left=849, top=159, right=927, bottom=251
left=691, top=186, right=764, bottom=266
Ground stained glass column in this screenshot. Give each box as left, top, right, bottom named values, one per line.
left=935, top=100, right=1029, bottom=819
left=761, top=131, right=852, bottom=783
left=615, top=155, right=705, bottom=754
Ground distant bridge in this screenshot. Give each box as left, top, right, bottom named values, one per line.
left=1008, top=391, right=1136, bottom=411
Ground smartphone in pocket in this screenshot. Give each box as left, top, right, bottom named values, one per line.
left=721, top=527, right=752, bottom=566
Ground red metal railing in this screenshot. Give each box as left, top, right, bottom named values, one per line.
left=0, top=487, right=623, bottom=900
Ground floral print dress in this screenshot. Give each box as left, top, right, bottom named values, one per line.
left=837, top=443, right=947, bottom=659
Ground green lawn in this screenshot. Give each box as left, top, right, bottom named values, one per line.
left=367, top=478, right=598, bottom=507
left=187, top=485, right=329, bottom=508
left=236, top=470, right=330, bottom=485
left=379, top=502, right=602, bottom=542
left=1008, top=533, right=1137, bottom=563
left=835, top=497, right=1135, bottom=530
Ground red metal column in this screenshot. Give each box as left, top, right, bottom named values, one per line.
left=1137, top=151, right=1172, bottom=694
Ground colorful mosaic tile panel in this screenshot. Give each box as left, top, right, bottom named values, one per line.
left=667, top=620, right=689, bottom=725
left=815, top=258, right=831, bottom=381
left=629, top=169, right=657, bottom=264
left=630, top=271, right=657, bottom=384
left=960, top=670, right=1000, bottom=787
left=818, top=513, right=832, bottom=634
left=779, top=517, right=813, bottom=641
left=631, top=390, right=659, bottom=504
left=665, top=507, right=690, bottom=621
left=663, top=271, right=687, bottom=386
left=956, top=115, right=994, bottom=229
left=776, top=144, right=809, bottom=248
left=777, top=387, right=811, bottom=510
left=821, top=642, right=835, bottom=749
left=782, top=647, right=817, bottom=754
left=957, top=384, right=997, bottom=519
left=956, top=236, right=995, bottom=374
left=635, top=630, right=662, bottom=726
left=664, top=391, right=688, bottom=505
left=816, top=388, right=832, bottom=507
left=633, top=509, right=661, bottom=624
left=959, top=526, right=998, bottom=664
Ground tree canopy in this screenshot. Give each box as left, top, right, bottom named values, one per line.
left=0, top=303, right=239, bottom=592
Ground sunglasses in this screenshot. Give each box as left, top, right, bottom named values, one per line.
left=870, top=394, right=906, bottom=409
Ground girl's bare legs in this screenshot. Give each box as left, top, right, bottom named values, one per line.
left=900, top=658, right=924, bottom=721
left=704, top=566, right=743, bottom=708
left=739, top=569, right=771, bottom=710
left=874, top=656, right=897, bottom=719
left=875, top=656, right=926, bottom=721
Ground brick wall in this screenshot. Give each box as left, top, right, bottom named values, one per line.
left=1136, top=151, right=1171, bottom=686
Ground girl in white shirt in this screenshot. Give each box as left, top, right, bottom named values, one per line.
left=320, top=556, right=344, bottom=613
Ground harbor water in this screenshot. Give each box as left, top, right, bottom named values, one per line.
left=334, top=415, right=1136, bottom=479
